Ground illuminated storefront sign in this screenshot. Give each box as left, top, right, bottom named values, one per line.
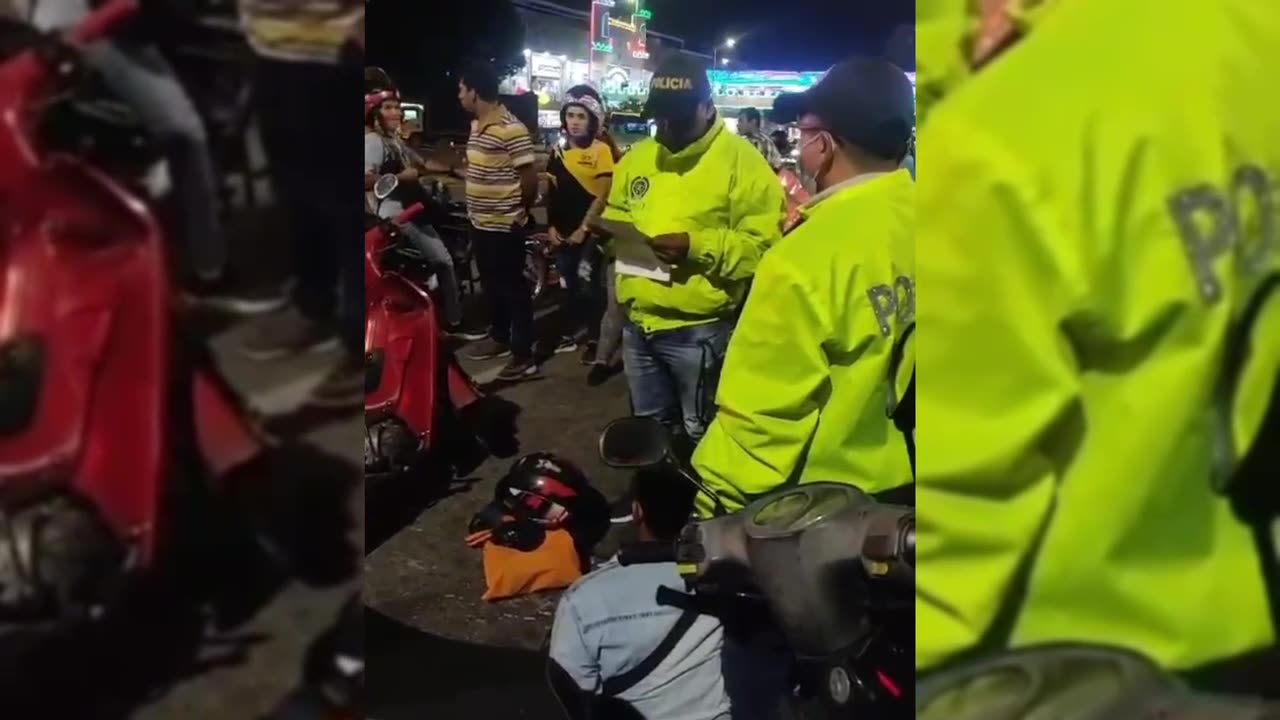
left=592, top=0, right=648, bottom=63
left=530, top=53, right=564, bottom=78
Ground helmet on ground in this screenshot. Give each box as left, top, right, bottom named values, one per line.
left=494, top=452, right=598, bottom=529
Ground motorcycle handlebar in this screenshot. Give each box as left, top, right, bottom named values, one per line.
left=617, top=542, right=676, bottom=566
left=70, top=0, right=139, bottom=46
left=392, top=203, right=425, bottom=225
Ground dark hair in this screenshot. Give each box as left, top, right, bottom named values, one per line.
left=739, top=107, right=762, bottom=124
left=460, top=62, right=500, bottom=102
left=770, top=128, right=790, bottom=154
left=631, top=468, right=697, bottom=542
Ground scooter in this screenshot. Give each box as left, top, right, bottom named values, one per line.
left=364, top=175, right=483, bottom=483
left=0, top=0, right=356, bottom=646
left=596, top=416, right=914, bottom=719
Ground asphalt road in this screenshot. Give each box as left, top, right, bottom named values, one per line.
left=364, top=295, right=635, bottom=720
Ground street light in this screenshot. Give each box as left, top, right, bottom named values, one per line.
left=721, top=58, right=730, bottom=66
left=714, top=37, right=738, bottom=68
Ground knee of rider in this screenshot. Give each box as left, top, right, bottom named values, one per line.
left=159, top=111, right=209, bottom=148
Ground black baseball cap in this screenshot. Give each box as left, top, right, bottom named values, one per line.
left=642, top=53, right=713, bottom=119
left=772, top=58, right=916, bottom=160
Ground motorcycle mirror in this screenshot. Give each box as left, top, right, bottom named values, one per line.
left=374, top=173, right=399, bottom=200
left=598, top=416, right=671, bottom=469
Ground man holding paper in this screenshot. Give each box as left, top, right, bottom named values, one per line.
left=592, top=54, right=786, bottom=447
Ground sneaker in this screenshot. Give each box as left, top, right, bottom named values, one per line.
left=587, top=362, right=621, bottom=387
left=183, top=270, right=288, bottom=316
left=466, top=339, right=512, bottom=361
left=306, top=355, right=364, bottom=409
left=554, top=336, right=578, bottom=354
left=608, top=493, right=634, bottom=524
left=580, top=342, right=598, bottom=365
left=445, top=324, right=489, bottom=342
left=240, top=306, right=341, bottom=361
left=495, top=358, right=539, bottom=382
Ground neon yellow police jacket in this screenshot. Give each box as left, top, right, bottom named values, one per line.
left=692, top=170, right=916, bottom=516
left=601, top=119, right=786, bottom=334
left=917, top=0, right=1280, bottom=673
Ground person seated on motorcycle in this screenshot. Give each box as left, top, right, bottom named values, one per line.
left=690, top=58, right=916, bottom=517
left=28, top=0, right=280, bottom=315
left=365, top=77, right=481, bottom=339
left=547, top=467, right=732, bottom=720
left=598, top=54, right=785, bottom=448
left=915, top=0, right=1280, bottom=715
left=736, top=107, right=783, bottom=172
left=544, top=93, right=614, bottom=361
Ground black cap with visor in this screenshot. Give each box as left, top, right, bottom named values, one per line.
left=642, top=53, right=714, bottom=120
left=771, top=58, right=915, bottom=160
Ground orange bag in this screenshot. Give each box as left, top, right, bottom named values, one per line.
left=478, top=527, right=583, bottom=602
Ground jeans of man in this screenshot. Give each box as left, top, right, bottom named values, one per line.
left=554, top=241, right=594, bottom=341
left=397, top=221, right=463, bottom=327
left=622, top=319, right=732, bottom=440
left=472, top=226, right=535, bottom=361
left=82, top=41, right=225, bottom=279
left=596, top=261, right=625, bottom=365
left=255, top=56, right=363, bottom=355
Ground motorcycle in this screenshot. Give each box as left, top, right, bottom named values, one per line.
left=595, top=416, right=914, bottom=718
left=364, top=175, right=483, bottom=483
left=0, top=0, right=356, bottom=648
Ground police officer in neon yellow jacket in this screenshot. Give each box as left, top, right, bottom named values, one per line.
left=917, top=0, right=1280, bottom=691
left=691, top=59, right=917, bottom=517
left=599, top=54, right=785, bottom=443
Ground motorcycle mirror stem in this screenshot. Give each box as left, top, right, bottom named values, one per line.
left=673, top=462, right=729, bottom=518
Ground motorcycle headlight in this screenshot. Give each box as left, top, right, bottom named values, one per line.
left=0, top=335, right=44, bottom=437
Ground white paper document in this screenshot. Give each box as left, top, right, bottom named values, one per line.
left=592, top=218, right=671, bottom=282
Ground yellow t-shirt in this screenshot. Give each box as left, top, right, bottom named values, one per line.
left=547, top=139, right=615, bottom=235
left=561, top=141, right=615, bottom=198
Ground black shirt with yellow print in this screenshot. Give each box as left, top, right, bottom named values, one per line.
left=545, top=139, right=614, bottom=236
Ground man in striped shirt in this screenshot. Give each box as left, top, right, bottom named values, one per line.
left=237, top=0, right=365, bottom=407
left=736, top=107, right=783, bottom=172
left=459, top=62, right=542, bottom=381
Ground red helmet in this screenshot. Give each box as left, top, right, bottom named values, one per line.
left=365, top=87, right=399, bottom=117
left=494, top=452, right=611, bottom=533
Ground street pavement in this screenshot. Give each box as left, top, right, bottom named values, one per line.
left=129, top=308, right=361, bottom=720
left=364, top=296, right=636, bottom=720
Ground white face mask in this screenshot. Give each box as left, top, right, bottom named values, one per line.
left=796, top=131, right=828, bottom=195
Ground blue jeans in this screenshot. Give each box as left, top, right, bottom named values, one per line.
left=622, top=319, right=732, bottom=440
left=84, top=41, right=224, bottom=279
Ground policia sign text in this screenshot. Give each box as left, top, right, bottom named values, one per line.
left=1170, top=163, right=1276, bottom=304
left=868, top=275, right=916, bottom=337
left=1169, top=163, right=1280, bottom=493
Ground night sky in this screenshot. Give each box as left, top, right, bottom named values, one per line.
left=557, top=0, right=914, bottom=71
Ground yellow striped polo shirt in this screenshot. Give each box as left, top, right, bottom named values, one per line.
left=466, top=105, right=536, bottom=233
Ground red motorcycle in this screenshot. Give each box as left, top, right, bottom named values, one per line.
left=0, top=0, right=354, bottom=642
left=364, top=191, right=483, bottom=483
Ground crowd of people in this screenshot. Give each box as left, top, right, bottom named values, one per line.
left=362, top=44, right=916, bottom=715
left=362, top=50, right=914, bottom=716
